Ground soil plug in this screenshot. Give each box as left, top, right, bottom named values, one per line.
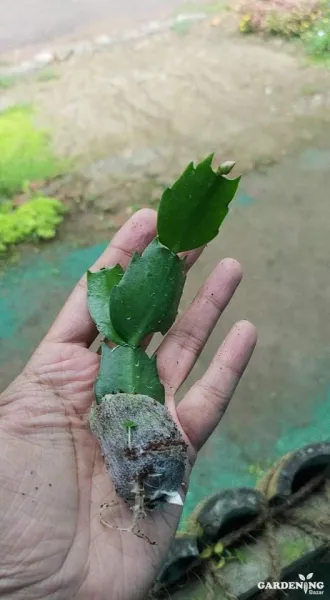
left=87, top=154, right=241, bottom=537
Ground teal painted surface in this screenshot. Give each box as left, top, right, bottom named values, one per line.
left=275, top=388, right=330, bottom=456
left=0, top=244, right=107, bottom=337
left=299, top=148, right=330, bottom=171
left=0, top=242, right=107, bottom=386
left=182, top=434, right=256, bottom=522
left=181, top=385, right=330, bottom=523
left=234, top=189, right=255, bottom=207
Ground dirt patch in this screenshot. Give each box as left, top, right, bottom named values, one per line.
left=2, top=17, right=329, bottom=247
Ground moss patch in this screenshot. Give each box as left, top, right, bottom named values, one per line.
left=0, top=196, right=67, bottom=252
left=279, top=538, right=310, bottom=564
left=0, top=105, right=66, bottom=197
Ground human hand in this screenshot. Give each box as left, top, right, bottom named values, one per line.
left=0, top=209, right=257, bottom=600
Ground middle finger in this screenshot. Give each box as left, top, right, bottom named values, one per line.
left=155, top=258, right=243, bottom=394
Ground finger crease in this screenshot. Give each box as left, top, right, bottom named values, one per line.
left=166, top=327, right=205, bottom=355
left=216, top=359, right=242, bottom=382
left=204, top=291, right=228, bottom=312
left=110, top=243, right=136, bottom=261
left=197, top=379, right=228, bottom=407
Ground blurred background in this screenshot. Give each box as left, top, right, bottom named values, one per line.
left=1, top=0, right=330, bottom=524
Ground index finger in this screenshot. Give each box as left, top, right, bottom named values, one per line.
left=45, top=209, right=157, bottom=346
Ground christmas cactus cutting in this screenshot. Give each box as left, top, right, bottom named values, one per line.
left=87, top=154, right=240, bottom=538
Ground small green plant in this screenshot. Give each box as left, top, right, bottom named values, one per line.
left=238, top=0, right=330, bottom=61
left=237, top=2, right=319, bottom=34
left=238, top=0, right=321, bottom=34
left=0, top=195, right=67, bottom=252
left=122, top=420, right=137, bottom=449
left=302, top=12, right=330, bottom=59
left=200, top=540, right=247, bottom=568
left=0, top=105, right=66, bottom=197
left=88, top=155, right=240, bottom=537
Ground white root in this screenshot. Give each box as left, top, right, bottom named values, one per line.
left=100, top=482, right=156, bottom=545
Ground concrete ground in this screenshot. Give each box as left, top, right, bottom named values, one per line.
left=0, top=0, right=209, bottom=54
left=1, top=13, right=330, bottom=517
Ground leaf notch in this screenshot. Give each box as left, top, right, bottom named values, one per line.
left=157, top=154, right=240, bottom=253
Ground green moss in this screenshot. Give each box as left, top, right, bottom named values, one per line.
left=279, top=538, right=310, bottom=564
left=248, top=459, right=273, bottom=481
left=248, top=463, right=266, bottom=479
left=0, top=105, right=66, bottom=196
left=0, top=196, right=67, bottom=252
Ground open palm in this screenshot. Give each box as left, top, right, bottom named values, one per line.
left=0, top=210, right=257, bottom=600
